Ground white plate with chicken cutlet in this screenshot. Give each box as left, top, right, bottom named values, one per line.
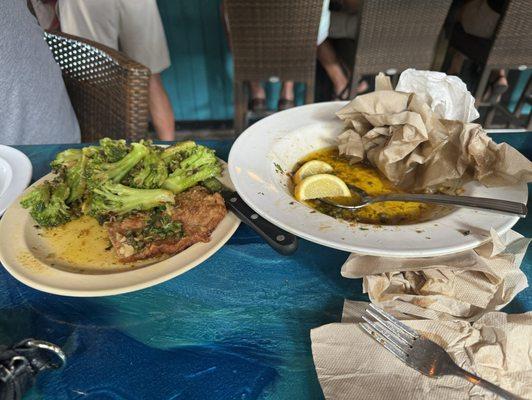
left=0, top=140, right=240, bottom=297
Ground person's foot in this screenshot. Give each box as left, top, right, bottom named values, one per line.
left=331, top=73, right=350, bottom=100
left=249, top=81, right=267, bottom=112
left=332, top=83, right=350, bottom=100
left=278, top=98, right=295, bottom=110
left=483, top=75, right=508, bottom=103
left=250, top=98, right=267, bottom=112
left=278, top=81, right=295, bottom=110
left=355, top=80, right=369, bottom=94
left=333, top=79, right=369, bottom=100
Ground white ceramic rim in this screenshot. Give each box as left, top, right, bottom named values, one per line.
left=0, top=160, right=240, bottom=297
left=228, top=101, right=527, bottom=258
left=0, top=145, right=32, bottom=216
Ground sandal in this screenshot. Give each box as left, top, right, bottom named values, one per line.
left=332, top=83, right=351, bottom=100
left=332, top=61, right=354, bottom=100
left=333, top=79, right=370, bottom=100
left=278, top=98, right=295, bottom=111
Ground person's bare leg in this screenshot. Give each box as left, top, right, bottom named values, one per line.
left=496, top=69, right=507, bottom=86
left=280, top=81, right=294, bottom=100
left=483, top=68, right=508, bottom=102
left=317, top=39, right=348, bottom=96
left=249, top=81, right=265, bottom=99
left=448, top=50, right=465, bottom=75
left=149, top=74, right=175, bottom=141
left=249, top=81, right=266, bottom=111
left=278, top=80, right=295, bottom=110
left=317, top=40, right=367, bottom=97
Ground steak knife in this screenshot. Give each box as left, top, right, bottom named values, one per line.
left=203, top=178, right=298, bottom=255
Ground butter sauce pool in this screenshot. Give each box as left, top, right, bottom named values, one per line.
left=40, top=216, right=162, bottom=273
left=293, top=148, right=450, bottom=225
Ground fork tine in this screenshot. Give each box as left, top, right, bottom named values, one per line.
left=365, top=308, right=413, bottom=346
left=362, top=315, right=412, bottom=353
left=360, top=322, right=408, bottom=363
left=368, top=304, right=419, bottom=339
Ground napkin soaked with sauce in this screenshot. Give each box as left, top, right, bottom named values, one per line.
left=311, top=301, right=532, bottom=400
left=341, top=229, right=530, bottom=320
left=337, top=71, right=532, bottom=192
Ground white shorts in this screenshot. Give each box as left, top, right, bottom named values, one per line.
left=460, top=0, right=500, bottom=39
left=57, top=0, right=171, bottom=74
left=317, top=0, right=331, bottom=45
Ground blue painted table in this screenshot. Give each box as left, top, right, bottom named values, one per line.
left=1, top=137, right=530, bottom=400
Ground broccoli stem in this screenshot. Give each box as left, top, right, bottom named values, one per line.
left=161, top=141, right=197, bottom=162
left=89, top=183, right=175, bottom=216
left=162, top=164, right=221, bottom=194
left=86, top=142, right=148, bottom=188
left=107, top=143, right=149, bottom=182
left=20, top=180, right=72, bottom=227
left=179, top=148, right=216, bottom=171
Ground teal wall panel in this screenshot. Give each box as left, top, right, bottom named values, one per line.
left=509, top=69, right=531, bottom=115
left=157, top=0, right=307, bottom=121
left=157, top=0, right=234, bottom=121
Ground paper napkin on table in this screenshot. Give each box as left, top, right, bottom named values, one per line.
left=311, top=301, right=532, bottom=400
left=341, top=229, right=530, bottom=321
left=336, top=71, right=532, bottom=192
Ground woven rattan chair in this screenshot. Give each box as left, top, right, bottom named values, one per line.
left=347, top=0, right=452, bottom=97
left=224, top=0, right=324, bottom=134
left=45, top=31, right=150, bottom=142
left=450, top=0, right=532, bottom=105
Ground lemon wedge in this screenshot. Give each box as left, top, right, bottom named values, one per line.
left=294, top=174, right=351, bottom=201
left=293, top=160, right=334, bottom=184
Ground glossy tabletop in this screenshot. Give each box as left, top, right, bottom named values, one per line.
left=1, top=135, right=530, bottom=400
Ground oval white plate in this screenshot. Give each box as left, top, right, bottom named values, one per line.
left=228, top=102, right=527, bottom=258
left=0, top=161, right=240, bottom=297
left=0, top=145, right=32, bottom=216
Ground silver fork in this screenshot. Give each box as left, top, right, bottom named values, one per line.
left=360, top=304, right=522, bottom=400
left=320, top=184, right=527, bottom=217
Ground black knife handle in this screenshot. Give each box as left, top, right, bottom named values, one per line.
left=225, top=192, right=298, bottom=255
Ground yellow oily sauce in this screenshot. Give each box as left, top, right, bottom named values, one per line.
left=41, top=216, right=151, bottom=273
left=294, top=148, right=444, bottom=225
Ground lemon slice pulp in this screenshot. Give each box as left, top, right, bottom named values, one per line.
left=294, top=174, right=351, bottom=201
left=293, top=160, right=334, bottom=184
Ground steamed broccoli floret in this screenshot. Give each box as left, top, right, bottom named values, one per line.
left=79, top=145, right=106, bottom=164
left=163, top=163, right=222, bottom=194
left=50, top=148, right=82, bottom=171
left=84, top=142, right=148, bottom=188
left=122, top=147, right=168, bottom=189
left=161, top=140, right=196, bottom=161
left=179, top=145, right=217, bottom=170
left=50, top=148, right=89, bottom=203
left=63, top=153, right=89, bottom=203
left=99, top=138, right=130, bottom=162
left=162, top=146, right=221, bottom=194
left=20, top=180, right=72, bottom=227
left=201, top=177, right=224, bottom=193
left=161, top=141, right=197, bottom=170
left=85, top=182, right=175, bottom=218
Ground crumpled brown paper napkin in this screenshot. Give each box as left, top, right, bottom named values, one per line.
left=341, top=229, right=530, bottom=321
left=336, top=74, right=532, bottom=192
left=311, top=301, right=532, bottom=400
